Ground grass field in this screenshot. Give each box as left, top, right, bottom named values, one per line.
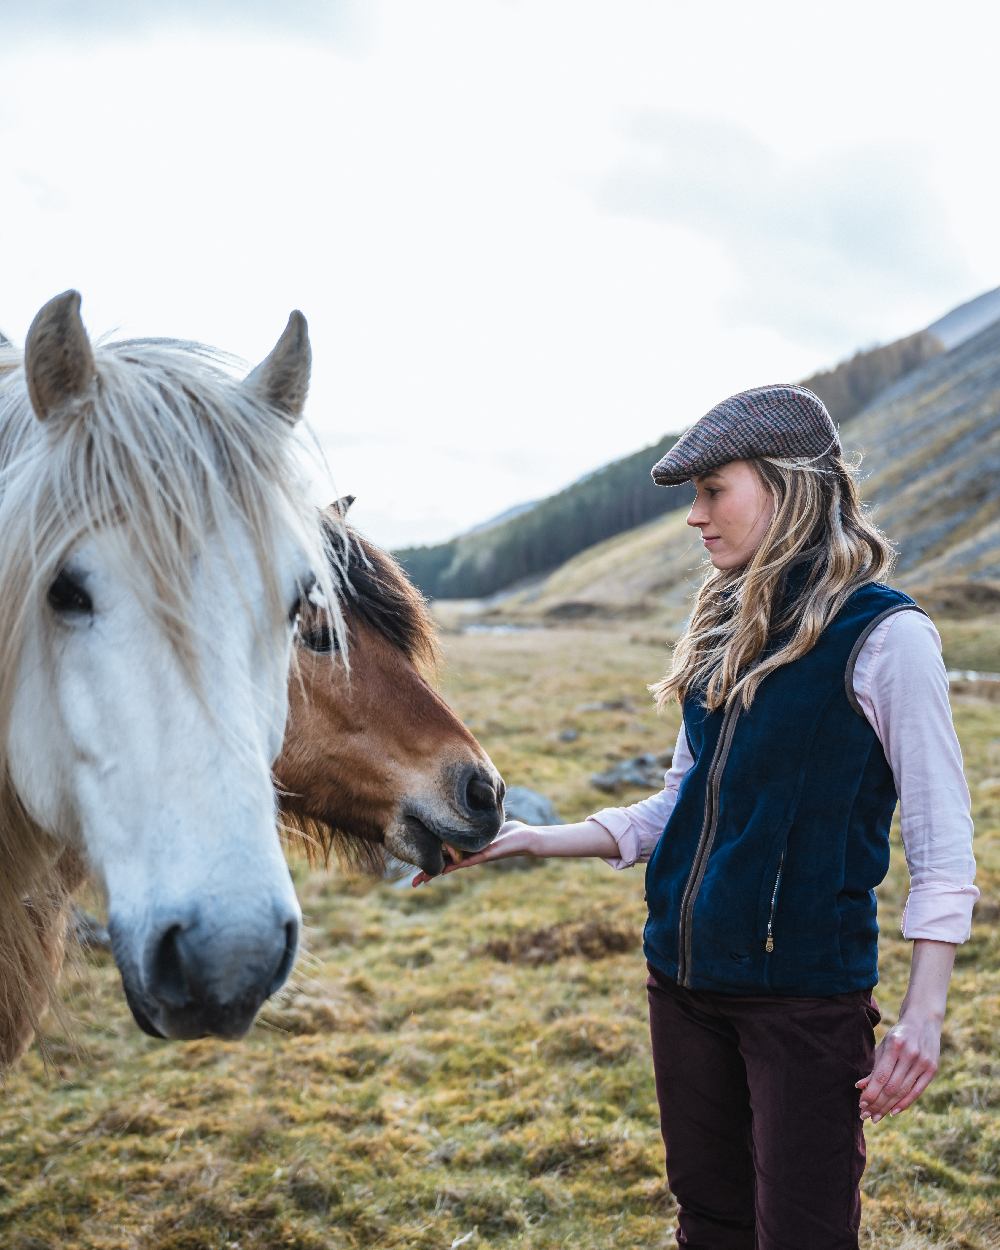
left=1, top=621, right=997, bottom=1250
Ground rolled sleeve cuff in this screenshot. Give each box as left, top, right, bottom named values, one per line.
left=587, top=811, right=641, bottom=871
left=901, top=882, right=980, bottom=943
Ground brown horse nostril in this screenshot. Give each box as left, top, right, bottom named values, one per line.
left=465, top=774, right=498, bottom=814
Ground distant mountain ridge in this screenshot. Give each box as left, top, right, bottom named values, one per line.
left=396, top=284, right=1000, bottom=603
left=495, top=311, right=1000, bottom=626
left=464, top=500, right=539, bottom=536
left=395, top=325, right=945, bottom=599
left=842, top=314, right=1000, bottom=583
left=928, top=286, right=1000, bottom=350
left=395, top=431, right=688, bottom=599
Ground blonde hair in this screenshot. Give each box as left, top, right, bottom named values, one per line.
left=651, top=453, right=895, bottom=713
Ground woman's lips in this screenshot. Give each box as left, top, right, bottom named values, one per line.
left=703, top=535, right=720, bottom=546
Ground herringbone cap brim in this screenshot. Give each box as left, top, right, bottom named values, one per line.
left=651, top=384, right=840, bottom=487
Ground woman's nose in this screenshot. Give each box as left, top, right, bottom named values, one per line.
left=687, top=503, right=707, bottom=528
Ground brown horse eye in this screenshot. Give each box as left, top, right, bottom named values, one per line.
left=296, top=620, right=337, bottom=654
left=48, top=569, right=93, bottom=615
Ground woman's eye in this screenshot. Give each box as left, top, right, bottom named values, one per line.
left=48, top=570, right=93, bottom=615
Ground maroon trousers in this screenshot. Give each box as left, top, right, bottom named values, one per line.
left=646, top=963, right=880, bottom=1249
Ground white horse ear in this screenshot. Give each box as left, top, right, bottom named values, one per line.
left=244, top=310, right=311, bottom=422
left=25, top=290, right=97, bottom=423
left=327, top=495, right=356, bottom=519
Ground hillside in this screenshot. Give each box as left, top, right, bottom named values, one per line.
left=396, top=330, right=943, bottom=600
left=482, top=316, right=1000, bottom=627
left=928, top=285, right=1000, bottom=350
left=395, top=432, right=689, bottom=599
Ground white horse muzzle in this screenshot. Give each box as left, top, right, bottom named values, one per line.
left=110, top=899, right=300, bottom=1041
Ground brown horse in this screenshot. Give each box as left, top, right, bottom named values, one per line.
left=278, top=498, right=505, bottom=877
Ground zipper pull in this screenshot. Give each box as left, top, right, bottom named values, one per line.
left=764, top=854, right=783, bottom=956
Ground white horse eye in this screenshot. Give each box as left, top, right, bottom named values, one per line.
left=48, top=569, right=94, bottom=615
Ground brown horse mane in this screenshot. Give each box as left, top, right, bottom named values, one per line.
left=333, top=517, right=440, bottom=673
left=279, top=810, right=389, bottom=875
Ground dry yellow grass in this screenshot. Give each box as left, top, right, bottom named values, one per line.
left=1, top=623, right=997, bottom=1249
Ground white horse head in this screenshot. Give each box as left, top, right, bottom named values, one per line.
left=0, top=292, right=343, bottom=1043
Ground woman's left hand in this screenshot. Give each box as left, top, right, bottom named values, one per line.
left=856, top=1011, right=942, bottom=1122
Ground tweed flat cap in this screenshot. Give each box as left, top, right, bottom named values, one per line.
left=651, top=384, right=840, bottom=486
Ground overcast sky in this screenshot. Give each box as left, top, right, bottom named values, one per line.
left=2, top=1, right=997, bottom=547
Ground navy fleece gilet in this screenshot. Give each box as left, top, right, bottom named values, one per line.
left=643, top=582, right=924, bottom=996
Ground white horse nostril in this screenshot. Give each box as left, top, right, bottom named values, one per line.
left=138, top=906, right=300, bottom=1036
left=149, top=924, right=189, bottom=1009
left=268, top=920, right=300, bottom=997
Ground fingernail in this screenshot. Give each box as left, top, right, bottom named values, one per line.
left=871, top=1114, right=881, bottom=1124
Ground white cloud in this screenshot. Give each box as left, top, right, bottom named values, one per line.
left=1, top=1, right=997, bottom=547
left=597, top=115, right=970, bottom=350
left=2, top=0, right=372, bottom=48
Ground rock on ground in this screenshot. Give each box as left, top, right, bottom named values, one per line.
left=590, top=751, right=672, bottom=793
left=503, top=785, right=561, bottom=826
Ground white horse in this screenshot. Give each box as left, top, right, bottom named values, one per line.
left=0, top=291, right=343, bottom=1063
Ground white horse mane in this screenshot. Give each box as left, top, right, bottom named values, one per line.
left=0, top=334, right=345, bottom=670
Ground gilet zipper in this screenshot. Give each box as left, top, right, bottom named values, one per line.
left=676, top=699, right=742, bottom=987
left=764, top=853, right=785, bottom=954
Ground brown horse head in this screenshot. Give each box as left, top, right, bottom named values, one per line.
left=277, top=498, right=505, bottom=877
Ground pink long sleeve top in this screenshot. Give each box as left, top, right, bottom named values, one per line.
left=588, top=610, right=979, bottom=944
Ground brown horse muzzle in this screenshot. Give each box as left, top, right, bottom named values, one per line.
left=393, top=761, right=505, bottom=875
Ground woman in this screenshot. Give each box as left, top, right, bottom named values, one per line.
left=415, top=384, right=978, bottom=1249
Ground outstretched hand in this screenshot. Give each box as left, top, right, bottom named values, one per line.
left=411, top=820, right=538, bottom=887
